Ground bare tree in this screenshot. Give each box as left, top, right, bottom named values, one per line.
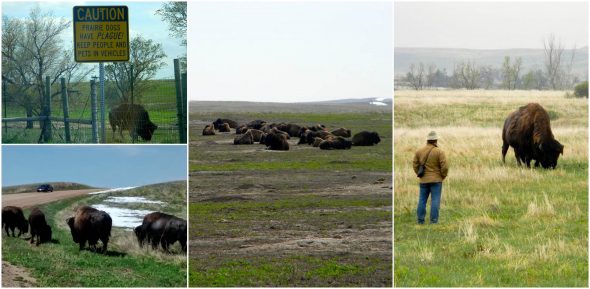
left=543, top=34, right=564, bottom=90
left=425, top=64, right=437, bottom=88
left=405, top=63, right=425, bottom=90
left=501, top=56, right=522, bottom=90
left=452, top=61, right=481, bottom=90
left=104, top=35, right=167, bottom=104
left=156, top=2, right=187, bottom=46
left=2, top=7, right=92, bottom=128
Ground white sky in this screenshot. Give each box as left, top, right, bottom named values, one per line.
left=395, top=1, right=588, bottom=49
left=2, top=1, right=186, bottom=79
left=188, top=1, right=392, bottom=102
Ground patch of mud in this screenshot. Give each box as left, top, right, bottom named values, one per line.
left=2, top=262, right=36, bottom=287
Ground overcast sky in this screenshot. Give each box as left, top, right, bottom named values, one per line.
left=189, top=1, right=392, bottom=102
left=2, top=1, right=186, bottom=79
left=395, top=2, right=588, bottom=49
left=2, top=146, right=187, bottom=188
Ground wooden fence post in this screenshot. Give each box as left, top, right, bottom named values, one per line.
left=90, top=79, right=99, bottom=143
left=61, top=78, right=71, bottom=143
left=174, top=59, right=186, bottom=143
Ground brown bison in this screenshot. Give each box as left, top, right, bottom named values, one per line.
left=246, top=119, right=267, bottom=130
left=331, top=128, right=351, bottom=138
left=502, top=103, right=564, bottom=168
left=320, top=136, right=352, bottom=150
left=236, top=125, right=248, bottom=134
left=202, top=124, right=215, bottom=136
left=2, top=206, right=28, bottom=237
left=234, top=131, right=254, bottom=145
left=213, top=118, right=238, bottom=129
left=66, top=206, right=112, bottom=253
left=218, top=123, right=231, bottom=132
left=109, top=103, right=157, bottom=142
left=134, top=212, right=187, bottom=253
left=312, top=137, right=323, bottom=147
left=305, top=130, right=332, bottom=145
left=264, top=132, right=289, bottom=150
left=28, top=207, right=52, bottom=246
left=352, top=131, right=381, bottom=146
left=271, top=127, right=290, bottom=139
left=247, top=129, right=264, bottom=142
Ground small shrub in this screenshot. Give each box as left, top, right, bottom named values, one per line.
left=574, top=81, right=588, bottom=98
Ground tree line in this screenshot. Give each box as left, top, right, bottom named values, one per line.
left=401, top=35, right=585, bottom=92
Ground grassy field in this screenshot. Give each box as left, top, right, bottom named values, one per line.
left=2, top=181, right=187, bottom=287
left=189, top=101, right=392, bottom=286
left=2, top=79, right=182, bottom=144
left=394, top=90, right=588, bottom=287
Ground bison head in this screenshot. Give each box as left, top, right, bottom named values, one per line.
left=40, top=224, right=52, bottom=243
left=137, top=120, right=157, bottom=141
left=371, top=132, right=381, bottom=145
left=66, top=217, right=80, bottom=243
left=538, top=139, right=564, bottom=169
left=19, top=219, right=29, bottom=234
left=134, top=225, right=145, bottom=246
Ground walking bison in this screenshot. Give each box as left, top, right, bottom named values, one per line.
left=109, top=103, right=158, bottom=142
left=28, top=207, right=52, bottom=246
left=66, top=206, right=112, bottom=253
left=2, top=206, right=28, bottom=237
left=502, top=103, right=564, bottom=168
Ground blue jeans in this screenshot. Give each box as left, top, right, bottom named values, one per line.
left=417, top=182, right=442, bottom=224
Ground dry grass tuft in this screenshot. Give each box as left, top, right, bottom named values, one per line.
left=525, top=193, right=555, bottom=219
left=459, top=220, right=478, bottom=243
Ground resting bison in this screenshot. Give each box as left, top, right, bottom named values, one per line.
left=312, top=137, right=323, bottom=147
left=236, top=125, right=248, bottom=134
left=2, top=206, right=28, bottom=237
left=234, top=131, right=254, bottom=145
left=202, top=124, right=215, bottom=136
left=309, top=124, right=327, bottom=132
left=352, top=131, right=381, bottom=146
left=331, top=128, right=351, bottom=138
left=28, top=207, right=52, bottom=246
left=320, top=136, right=352, bottom=150
left=305, top=130, right=332, bottom=145
left=109, top=103, right=157, bottom=142
left=213, top=118, right=238, bottom=129
left=246, top=129, right=264, bottom=142
left=264, top=132, right=289, bottom=150
left=247, top=120, right=267, bottom=130
left=218, top=123, right=231, bottom=132
left=134, top=212, right=186, bottom=252
left=66, top=206, right=112, bottom=253
left=502, top=103, right=564, bottom=168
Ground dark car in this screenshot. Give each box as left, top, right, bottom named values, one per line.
left=36, top=184, right=53, bottom=192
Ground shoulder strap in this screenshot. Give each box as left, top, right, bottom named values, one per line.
left=421, top=146, right=436, bottom=166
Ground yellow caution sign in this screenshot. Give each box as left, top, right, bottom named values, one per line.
left=73, top=6, right=129, bottom=62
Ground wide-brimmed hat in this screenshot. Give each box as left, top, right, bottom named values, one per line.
left=427, top=131, right=438, bottom=141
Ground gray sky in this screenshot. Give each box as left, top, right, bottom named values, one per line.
left=395, top=2, right=588, bottom=49
left=189, top=2, right=392, bottom=102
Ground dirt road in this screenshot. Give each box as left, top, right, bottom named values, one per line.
left=2, top=189, right=101, bottom=209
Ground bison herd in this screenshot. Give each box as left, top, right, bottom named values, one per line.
left=2, top=205, right=186, bottom=255
left=202, top=118, right=381, bottom=150
left=502, top=103, right=564, bottom=169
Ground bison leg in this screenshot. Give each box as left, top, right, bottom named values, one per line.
left=101, top=237, right=109, bottom=254
left=79, top=240, right=86, bottom=251
left=150, top=238, right=159, bottom=250
left=501, top=143, right=509, bottom=163
left=4, top=225, right=9, bottom=236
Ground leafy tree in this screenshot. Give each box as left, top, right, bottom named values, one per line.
left=156, top=2, right=187, bottom=46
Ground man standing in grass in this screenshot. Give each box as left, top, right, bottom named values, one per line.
left=413, top=131, right=448, bottom=224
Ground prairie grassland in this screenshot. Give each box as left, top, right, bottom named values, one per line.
left=394, top=90, right=588, bottom=287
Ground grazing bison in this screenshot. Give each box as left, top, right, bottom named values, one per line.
left=502, top=103, right=564, bottom=168
left=331, top=128, right=351, bottom=138
left=234, top=131, right=254, bottom=145
left=352, top=131, right=381, bottom=146
left=28, top=208, right=52, bottom=246
left=320, top=136, right=352, bottom=150
left=264, top=132, right=289, bottom=151
left=213, top=118, right=238, bottom=129
left=218, top=123, right=231, bottom=132
left=66, top=206, right=112, bottom=253
left=236, top=125, right=248, bottom=134
left=134, top=212, right=187, bottom=252
left=109, top=103, right=158, bottom=142
left=2, top=206, right=28, bottom=237
left=202, top=124, right=215, bottom=136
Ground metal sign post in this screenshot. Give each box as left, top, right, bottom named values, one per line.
left=100, top=62, right=105, bottom=143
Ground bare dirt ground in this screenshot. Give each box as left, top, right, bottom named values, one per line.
left=2, top=262, right=37, bottom=287
left=2, top=189, right=100, bottom=209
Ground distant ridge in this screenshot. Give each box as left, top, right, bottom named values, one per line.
left=2, top=182, right=98, bottom=194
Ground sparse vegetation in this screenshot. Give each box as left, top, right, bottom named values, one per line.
left=394, top=90, right=587, bottom=287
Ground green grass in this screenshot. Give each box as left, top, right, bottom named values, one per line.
left=394, top=90, right=588, bottom=287
left=2, top=181, right=187, bottom=287
left=3, top=79, right=183, bottom=144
